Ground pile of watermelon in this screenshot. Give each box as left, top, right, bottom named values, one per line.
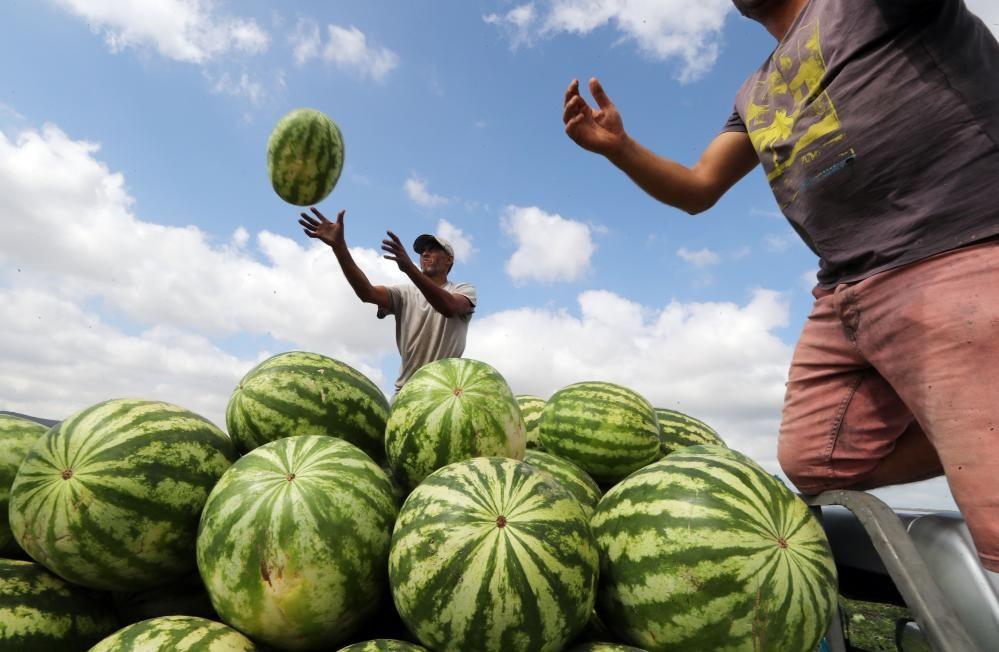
left=0, top=351, right=837, bottom=651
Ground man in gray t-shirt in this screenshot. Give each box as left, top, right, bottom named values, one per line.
left=298, top=208, right=476, bottom=392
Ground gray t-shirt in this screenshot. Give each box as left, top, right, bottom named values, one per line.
left=377, top=281, right=477, bottom=391
left=723, top=0, right=999, bottom=288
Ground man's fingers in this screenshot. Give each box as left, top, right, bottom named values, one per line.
left=303, top=229, right=318, bottom=239
left=310, top=207, right=329, bottom=223
left=298, top=218, right=316, bottom=230
left=565, top=112, right=586, bottom=139
left=562, top=95, right=591, bottom=125
left=563, top=78, right=580, bottom=108
left=336, top=209, right=345, bottom=225
left=299, top=213, right=319, bottom=227
left=385, top=230, right=403, bottom=244
left=589, top=77, right=614, bottom=110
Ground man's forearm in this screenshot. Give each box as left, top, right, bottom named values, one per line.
left=607, top=136, right=714, bottom=214
left=332, top=246, right=377, bottom=303
left=405, top=268, right=463, bottom=317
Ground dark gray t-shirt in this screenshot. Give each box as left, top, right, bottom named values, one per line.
left=723, top=0, right=999, bottom=287
left=376, top=281, right=476, bottom=392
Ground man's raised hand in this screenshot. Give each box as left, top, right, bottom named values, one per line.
left=382, top=230, right=417, bottom=273
left=563, top=78, right=627, bottom=156
left=299, top=207, right=345, bottom=250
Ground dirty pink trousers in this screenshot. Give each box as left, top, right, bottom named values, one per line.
left=778, top=240, right=999, bottom=571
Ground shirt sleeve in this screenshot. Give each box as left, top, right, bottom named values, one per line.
left=376, top=285, right=405, bottom=319
left=452, top=283, right=477, bottom=322
left=721, top=106, right=747, bottom=134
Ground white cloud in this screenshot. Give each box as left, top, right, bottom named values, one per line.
left=404, top=175, right=450, bottom=209
left=436, top=219, right=476, bottom=264
left=967, top=0, right=999, bottom=38
left=292, top=19, right=399, bottom=82
left=0, top=123, right=406, bottom=424
left=208, top=70, right=266, bottom=105
left=764, top=233, right=793, bottom=253
left=677, top=246, right=720, bottom=268
left=483, top=4, right=539, bottom=48
left=52, top=0, right=270, bottom=64
left=485, top=0, right=734, bottom=82
left=465, top=288, right=793, bottom=465
left=500, top=205, right=596, bottom=284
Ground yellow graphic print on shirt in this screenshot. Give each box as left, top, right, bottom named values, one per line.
left=744, top=20, right=855, bottom=208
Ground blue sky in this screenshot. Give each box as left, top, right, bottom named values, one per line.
left=2, top=0, right=995, bottom=507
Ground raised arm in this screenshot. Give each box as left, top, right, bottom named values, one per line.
left=298, top=208, right=391, bottom=310
left=563, top=78, right=759, bottom=215
left=380, top=231, right=472, bottom=319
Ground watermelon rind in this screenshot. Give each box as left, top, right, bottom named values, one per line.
left=0, top=414, right=48, bottom=552
left=655, top=407, right=725, bottom=455
left=524, top=449, right=601, bottom=519
left=515, top=394, right=546, bottom=450
left=89, top=615, right=259, bottom=651
left=267, top=107, right=344, bottom=206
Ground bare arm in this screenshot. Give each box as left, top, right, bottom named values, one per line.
left=563, top=78, right=759, bottom=214
left=298, top=208, right=390, bottom=310
left=381, top=231, right=473, bottom=318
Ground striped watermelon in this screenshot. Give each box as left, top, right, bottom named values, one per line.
left=226, top=351, right=390, bottom=459
left=676, top=444, right=764, bottom=472
left=590, top=451, right=837, bottom=651
left=0, top=559, right=118, bottom=650
left=197, top=435, right=398, bottom=650
left=524, top=449, right=601, bottom=519
left=385, top=358, right=526, bottom=489
left=389, top=457, right=599, bottom=652
left=267, top=107, right=344, bottom=206
left=516, top=395, right=546, bottom=449
left=0, top=415, right=47, bottom=552
left=655, top=408, right=725, bottom=455
left=90, top=616, right=259, bottom=651
left=539, top=382, right=660, bottom=485
left=338, top=641, right=429, bottom=652
left=8, top=399, right=236, bottom=591
left=568, top=645, right=648, bottom=652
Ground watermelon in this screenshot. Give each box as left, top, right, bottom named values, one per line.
left=338, top=641, right=429, bottom=652
left=197, top=435, right=398, bottom=650
left=524, top=449, right=601, bottom=519
left=8, top=399, right=236, bottom=591
left=389, top=457, right=599, bottom=652
left=655, top=407, right=725, bottom=455
left=675, top=444, right=764, bottom=472
left=385, top=358, right=526, bottom=489
left=267, top=107, right=344, bottom=206
left=539, top=382, right=660, bottom=485
left=112, top=572, right=217, bottom=626
left=226, top=351, right=390, bottom=459
left=590, top=451, right=837, bottom=651
left=516, top=395, right=546, bottom=449
left=0, top=415, right=47, bottom=551
left=0, top=559, right=118, bottom=650
left=568, top=644, right=648, bottom=652
left=90, top=616, right=259, bottom=651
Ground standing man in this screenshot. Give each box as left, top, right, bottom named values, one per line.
left=563, top=0, right=999, bottom=572
left=298, top=208, right=476, bottom=393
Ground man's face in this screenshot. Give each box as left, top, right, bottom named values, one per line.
left=419, top=246, right=453, bottom=275
left=731, top=0, right=787, bottom=20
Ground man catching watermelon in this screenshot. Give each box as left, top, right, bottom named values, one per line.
left=563, top=0, right=999, bottom=572
left=297, top=208, right=476, bottom=394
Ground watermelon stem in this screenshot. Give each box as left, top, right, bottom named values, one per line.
left=496, top=515, right=507, bottom=528
left=61, top=469, right=73, bottom=480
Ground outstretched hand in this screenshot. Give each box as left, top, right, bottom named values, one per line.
left=299, top=207, right=345, bottom=250
left=563, top=77, right=627, bottom=156
left=382, top=230, right=417, bottom=273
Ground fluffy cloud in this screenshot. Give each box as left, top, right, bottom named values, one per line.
left=501, top=205, right=596, bottom=284
left=676, top=246, right=721, bottom=268
left=485, top=0, right=734, bottom=82
left=52, top=0, right=270, bottom=64
left=292, top=19, right=399, bottom=81
left=436, top=219, right=476, bottom=264
left=404, top=175, right=450, bottom=209
left=466, top=288, right=793, bottom=465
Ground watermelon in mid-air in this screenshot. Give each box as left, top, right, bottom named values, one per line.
left=267, top=107, right=344, bottom=206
